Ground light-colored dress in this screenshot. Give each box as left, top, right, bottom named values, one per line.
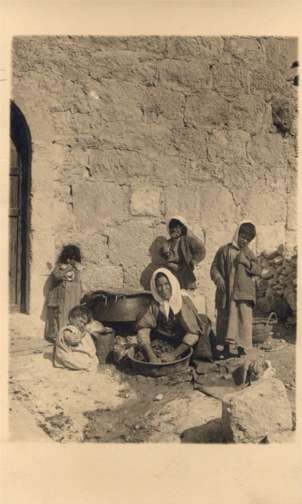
left=54, top=325, right=98, bottom=371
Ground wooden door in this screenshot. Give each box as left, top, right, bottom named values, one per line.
left=9, top=139, right=22, bottom=310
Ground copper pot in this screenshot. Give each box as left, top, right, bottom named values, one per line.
left=82, top=289, right=153, bottom=322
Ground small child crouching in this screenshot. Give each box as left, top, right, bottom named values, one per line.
left=54, top=305, right=109, bottom=372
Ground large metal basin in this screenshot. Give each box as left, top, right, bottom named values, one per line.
left=127, top=346, right=193, bottom=377
left=81, top=289, right=153, bottom=323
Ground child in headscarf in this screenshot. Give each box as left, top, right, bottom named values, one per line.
left=136, top=267, right=213, bottom=363
left=54, top=305, right=102, bottom=371
left=45, top=244, right=83, bottom=342
left=159, top=215, right=206, bottom=290
left=210, top=222, right=263, bottom=358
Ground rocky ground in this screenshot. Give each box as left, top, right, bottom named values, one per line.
left=8, top=314, right=296, bottom=444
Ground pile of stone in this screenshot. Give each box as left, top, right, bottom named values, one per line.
left=255, top=245, right=297, bottom=323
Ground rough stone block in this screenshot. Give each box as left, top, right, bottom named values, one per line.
left=77, top=233, right=110, bottom=265
left=165, top=36, right=224, bottom=59
left=158, top=59, right=211, bottom=91
left=165, top=182, right=237, bottom=225
left=244, top=183, right=287, bottom=225
left=148, top=391, right=221, bottom=442
left=185, top=91, right=229, bottom=128
left=123, top=265, right=145, bottom=289
left=151, top=156, right=189, bottom=186
left=130, top=187, right=161, bottom=216
left=247, top=133, right=287, bottom=179
left=92, top=80, right=143, bottom=124
left=212, top=62, right=250, bottom=98
left=222, top=378, right=293, bottom=443
left=73, top=181, right=129, bottom=229
left=207, top=128, right=249, bottom=165
left=140, top=87, right=185, bottom=124
left=109, top=220, right=155, bottom=268
left=82, top=264, right=124, bottom=291
left=88, top=148, right=149, bottom=183
left=223, top=37, right=266, bottom=65
left=228, top=94, right=268, bottom=134
left=170, top=127, right=208, bottom=161
left=88, top=50, right=140, bottom=82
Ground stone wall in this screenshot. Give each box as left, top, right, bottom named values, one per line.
left=12, top=36, right=297, bottom=323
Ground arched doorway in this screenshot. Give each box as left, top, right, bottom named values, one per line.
left=9, top=102, right=31, bottom=313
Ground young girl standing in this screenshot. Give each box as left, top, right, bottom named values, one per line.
left=45, top=244, right=83, bottom=342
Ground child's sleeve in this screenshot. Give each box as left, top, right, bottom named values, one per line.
left=63, top=328, right=81, bottom=346
left=210, top=247, right=225, bottom=285
left=158, top=240, right=170, bottom=259
left=249, top=260, right=263, bottom=276
left=189, top=235, right=206, bottom=264
left=239, top=251, right=262, bottom=276
left=52, top=263, right=73, bottom=280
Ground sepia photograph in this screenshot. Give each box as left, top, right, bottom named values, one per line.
left=8, top=35, right=297, bottom=444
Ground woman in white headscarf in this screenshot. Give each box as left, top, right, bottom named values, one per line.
left=159, top=215, right=206, bottom=290
left=136, top=267, right=213, bottom=363
left=210, top=221, right=263, bottom=358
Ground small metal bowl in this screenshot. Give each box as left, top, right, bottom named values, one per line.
left=126, top=346, right=193, bottom=377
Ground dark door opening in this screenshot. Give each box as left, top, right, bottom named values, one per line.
left=9, top=102, right=31, bottom=313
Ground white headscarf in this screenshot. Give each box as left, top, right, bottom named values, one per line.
left=150, top=267, right=182, bottom=320
left=232, top=220, right=257, bottom=253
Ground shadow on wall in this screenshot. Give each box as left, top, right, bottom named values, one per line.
left=140, top=235, right=168, bottom=290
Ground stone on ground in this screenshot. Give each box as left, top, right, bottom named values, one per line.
left=148, top=391, right=221, bottom=442
left=221, top=378, right=293, bottom=443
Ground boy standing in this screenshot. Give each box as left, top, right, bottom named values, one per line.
left=210, top=222, right=263, bottom=358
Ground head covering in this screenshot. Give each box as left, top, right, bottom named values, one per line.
left=167, top=215, right=188, bottom=234
left=150, top=267, right=182, bottom=320
left=232, top=220, right=257, bottom=252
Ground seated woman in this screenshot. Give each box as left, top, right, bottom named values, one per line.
left=158, top=215, right=206, bottom=290
left=136, top=268, right=214, bottom=363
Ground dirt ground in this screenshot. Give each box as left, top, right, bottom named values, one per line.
left=8, top=314, right=296, bottom=443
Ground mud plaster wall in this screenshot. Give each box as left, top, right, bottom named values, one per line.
left=12, top=36, right=297, bottom=325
